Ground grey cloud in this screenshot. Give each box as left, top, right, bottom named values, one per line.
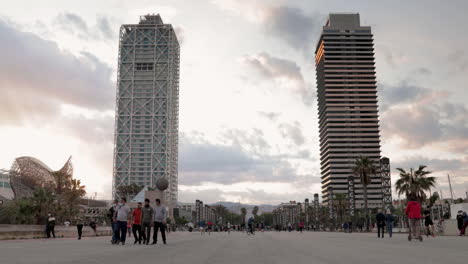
left=258, top=111, right=281, bottom=121
left=0, top=19, right=115, bottom=124
left=215, top=1, right=323, bottom=56
left=262, top=6, right=323, bottom=56
left=242, top=52, right=315, bottom=106
left=416, top=67, right=431, bottom=75
left=221, top=128, right=271, bottom=155
left=178, top=188, right=225, bottom=204
left=447, top=50, right=468, bottom=74
left=174, top=26, right=185, bottom=45
left=96, top=16, right=114, bottom=39
left=243, top=52, right=303, bottom=81
left=179, top=187, right=319, bottom=205
left=381, top=101, right=468, bottom=150
left=379, top=83, right=430, bottom=111
left=278, top=121, right=306, bottom=146
left=382, top=106, right=444, bottom=147
left=59, top=114, right=114, bottom=145
left=56, top=12, right=88, bottom=36
left=55, top=12, right=116, bottom=40
left=393, top=156, right=466, bottom=173
left=178, top=132, right=313, bottom=186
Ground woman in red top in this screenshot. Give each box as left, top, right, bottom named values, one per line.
left=132, top=202, right=143, bottom=244
left=405, top=194, right=422, bottom=240
left=299, top=221, right=305, bottom=233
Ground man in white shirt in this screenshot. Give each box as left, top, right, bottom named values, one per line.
left=152, top=198, right=167, bottom=244
left=115, top=197, right=130, bottom=245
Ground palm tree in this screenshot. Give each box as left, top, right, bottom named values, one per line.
left=252, top=206, right=259, bottom=217
left=240, top=207, right=247, bottom=226
left=395, top=165, right=436, bottom=202
left=352, top=156, right=377, bottom=228
left=333, top=193, right=348, bottom=225
left=213, top=205, right=228, bottom=224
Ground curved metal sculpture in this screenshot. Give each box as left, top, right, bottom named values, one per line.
left=9, top=156, right=73, bottom=199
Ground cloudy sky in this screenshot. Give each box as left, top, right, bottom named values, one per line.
left=1, top=0, right=467, bottom=204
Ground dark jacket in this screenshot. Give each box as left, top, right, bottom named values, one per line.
left=385, top=214, right=394, bottom=223
left=376, top=212, right=385, bottom=223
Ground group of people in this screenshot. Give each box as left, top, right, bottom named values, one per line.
left=45, top=213, right=98, bottom=240
left=194, top=217, right=263, bottom=235
left=109, top=198, right=168, bottom=245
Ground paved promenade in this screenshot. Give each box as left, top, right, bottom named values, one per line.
left=0, top=231, right=466, bottom=264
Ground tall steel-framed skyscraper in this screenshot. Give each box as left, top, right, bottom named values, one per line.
left=113, top=14, right=179, bottom=203
left=315, top=13, right=386, bottom=209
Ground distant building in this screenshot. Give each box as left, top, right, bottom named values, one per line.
left=273, top=201, right=301, bottom=226
left=113, top=14, right=180, bottom=204
left=177, top=202, right=196, bottom=222
left=0, top=169, right=14, bottom=200
left=314, top=13, right=387, bottom=209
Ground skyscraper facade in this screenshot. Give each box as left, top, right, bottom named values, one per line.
left=315, top=13, right=384, bottom=209
left=113, top=14, right=179, bottom=203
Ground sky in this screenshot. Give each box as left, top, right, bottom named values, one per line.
left=0, top=0, right=467, bottom=204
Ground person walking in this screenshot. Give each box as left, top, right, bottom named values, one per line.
left=127, top=217, right=133, bottom=238
left=227, top=222, right=231, bottom=234
left=76, top=215, right=84, bottom=240
left=115, top=197, right=130, bottom=245
left=89, top=218, right=98, bottom=236
left=423, top=207, right=435, bottom=237
left=109, top=199, right=119, bottom=244
left=299, top=221, right=304, bottom=233
left=141, top=199, right=154, bottom=245
left=376, top=210, right=385, bottom=238
left=405, top=194, right=422, bottom=240
left=385, top=209, right=394, bottom=238
left=46, top=213, right=56, bottom=238
left=199, top=220, right=206, bottom=235
left=247, top=217, right=255, bottom=235
left=152, top=198, right=167, bottom=245
left=456, top=210, right=464, bottom=233
left=460, top=211, right=468, bottom=236
left=132, top=202, right=143, bottom=244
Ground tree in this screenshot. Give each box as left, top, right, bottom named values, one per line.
left=213, top=204, right=228, bottom=224
left=428, top=192, right=439, bottom=207
left=116, top=183, right=143, bottom=200
left=395, top=165, right=436, bottom=202
left=252, top=206, right=259, bottom=217
left=352, top=156, right=377, bottom=230
left=240, top=207, right=247, bottom=224
left=260, top=212, right=273, bottom=226
left=333, top=193, right=348, bottom=225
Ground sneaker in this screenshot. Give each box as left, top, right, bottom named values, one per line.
left=134, top=240, right=138, bottom=244
left=152, top=241, right=157, bottom=245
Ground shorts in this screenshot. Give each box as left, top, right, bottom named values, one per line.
left=425, top=220, right=433, bottom=226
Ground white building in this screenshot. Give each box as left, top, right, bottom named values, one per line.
left=113, top=14, right=180, bottom=204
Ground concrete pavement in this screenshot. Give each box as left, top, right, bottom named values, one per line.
left=0, top=231, right=466, bottom=264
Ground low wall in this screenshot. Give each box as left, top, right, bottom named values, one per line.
left=0, top=224, right=112, bottom=240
